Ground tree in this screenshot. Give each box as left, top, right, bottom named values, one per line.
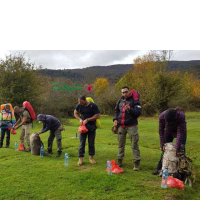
left=94, top=78, right=109, bottom=96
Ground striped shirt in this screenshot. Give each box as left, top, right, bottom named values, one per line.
left=159, top=110, right=187, bottom=151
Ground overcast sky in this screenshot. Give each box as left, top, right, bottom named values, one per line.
left=0, top=50, right=200, bottom=69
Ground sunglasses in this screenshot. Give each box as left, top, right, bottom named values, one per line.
left=122, top=91, right=128, bottom=94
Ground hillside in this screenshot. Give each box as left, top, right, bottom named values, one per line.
left=38, top=61, right=200, bottom=83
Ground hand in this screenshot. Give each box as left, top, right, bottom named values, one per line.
left=79, top=119, right=83, bottom=125
left=37, top=132, right=42, bottom=135
left=83, top=119, right=88, bottom=125
left=160, top=146, right=165, bottom=151
left=176, top=152, right=182, bottom=156
left=114, top=120, right=118, bottom=127
left=125, top=104, right=130, bottom=110
left=15, top=126, right=19, bottom=130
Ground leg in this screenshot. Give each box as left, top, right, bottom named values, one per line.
left=6, top=129, right=11, bottom=147
left=78, top=132, right=87, bottom=157
left=78, top=132, right=87, bottom=165
left=55, top=129, right=62, bottom=156
left=20, top=125, right=25, bottom=145
left=48, top=130, right=55, bottom=153
left=0, top=129, right=6, bottom=147
left=117, top=126, right=127, bottom=166
left=24, top=124, right=31, bottom=151
left=88, top=130, right=96, bottom=164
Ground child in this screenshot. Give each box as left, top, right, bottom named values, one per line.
left=0, top=104, right=16, bottom=148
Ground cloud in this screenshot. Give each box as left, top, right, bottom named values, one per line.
left=0, top=50, right=200, bottom=69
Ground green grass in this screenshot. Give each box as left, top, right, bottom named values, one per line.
left=0, top=113, right=200, bottom=200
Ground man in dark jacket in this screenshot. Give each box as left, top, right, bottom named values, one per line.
left=113, top=86, right=142, bottom=170
left=37, top=114, right=62, bottom=157
left=152, top=108, right=187, bottom=175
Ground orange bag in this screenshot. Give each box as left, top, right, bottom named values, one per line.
left=167, top=176, right=184, bottom=190
left=111, top=160, right=124, bottom=174
left=78, top=125, right=88, bottom=134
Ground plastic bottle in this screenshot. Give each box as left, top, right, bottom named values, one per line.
left=75, top=133, right=77, bottom=138
left=161, top=167, right=169, bottom=188
left=40, top=145, right=44, bottom=157
left=65, top=152, right=69, bottom=166
left=15, top=141, right=18, bottom=151
left=107, top=159, right=112, bottom=175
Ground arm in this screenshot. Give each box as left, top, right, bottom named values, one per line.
left=13, top=118, right=21, bottom=127
left=129, top=100, right=142, bottom=118
left=176, top=114, right=186, bottom=153
left=159, top=118, right=165, bottom=150
left=14, top=116, right=27, bottom=129
left=74, top=110, right=83, bottom=125
left=113, top=100, right=120, bottom=122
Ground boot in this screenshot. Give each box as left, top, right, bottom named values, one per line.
left=152, top=169, right=160, bottom=175
left=78, top=157, right=83, bottom=166
left=18, top=143, right=25, bottom=151
left=56, top=152, right=62, bottom=157
left=89, top=156, right=96, bottom=164
left=5, top=145, right=9, bottom=148
left=117, top=159, right=123, bottom=167
left=133, top=161, right=140, bottom=171
left=25, top=147, right=31, bottom=152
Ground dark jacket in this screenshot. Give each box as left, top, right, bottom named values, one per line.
left=37, top=114, right=61, bottom=133
left=113, top=91, right=142, bottom=127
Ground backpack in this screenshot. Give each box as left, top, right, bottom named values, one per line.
left=162, top=142, right=195, bottom=187
left=30, top=132, right=43, bottom=155
left=1, top=103, right=14, bottom=112
left=23, top=101, right=36, bottom=122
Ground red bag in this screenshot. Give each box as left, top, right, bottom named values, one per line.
left=167, top=176, right=184, bottom=190
left=78, top=125, right=88, bottom=134
left=23, top=101, right=36, bottom=121
left=111, top=160, right=124, bottom=174
left=11, top=129, right=17, bottom=135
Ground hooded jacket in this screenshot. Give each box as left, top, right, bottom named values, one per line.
left=113, top=91, right=142, bottom=127
left=0, top=104, right=16, bottom=129
left=37, top=114, right=61, bottom=133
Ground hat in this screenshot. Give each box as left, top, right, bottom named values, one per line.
left=111, top=126, right=118, bottom=134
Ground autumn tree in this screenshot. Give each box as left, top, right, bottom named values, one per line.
left=94, top=78, right=109, bottom=96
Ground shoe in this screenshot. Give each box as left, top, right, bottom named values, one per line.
left=78, top=157, right=83, bottom=166
left=0, top=145, right=2, bottom=148
left=5, top=145, right=9, bottom=148
left=89, top=156, right=96, bottom=164
left=25, top=148, right=31, bottom=152
left=133, top=162, right=140, bottom=171
left=18, top=143, right=25, bottom=151
left=56, top=152, right=62, bottom=157
left=152, top=169, right=160, bottom=175
left=117, top=159, right=123, bottom=167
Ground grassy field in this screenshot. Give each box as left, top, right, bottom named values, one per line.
left=0, top=112, right=199, bottom=200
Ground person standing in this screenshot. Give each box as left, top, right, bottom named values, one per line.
left=113, top=86, right=142, bottom=171
left=74, top=96, right=100, bottom=166
left=0, top=104, right=16, bottom=148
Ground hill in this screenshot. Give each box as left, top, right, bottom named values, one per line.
left=38, top=61, right=200, bottom=83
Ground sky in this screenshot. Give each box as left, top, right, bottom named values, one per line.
left=0, top=50, right=200, bottom=70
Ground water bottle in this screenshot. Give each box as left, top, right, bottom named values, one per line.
left=15, top=141, right=18, bottom=151
left=107, top=159, right=112, bottom=175
left=65, top=152, right=69, bottom=166
left=161, top=167, right=169, bottom=188
left=75, top=133, right=77, bottom=138
left=40, top=145, right=44, bottom=157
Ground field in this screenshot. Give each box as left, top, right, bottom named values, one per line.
left=0, top=112, right=200, bottom=200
